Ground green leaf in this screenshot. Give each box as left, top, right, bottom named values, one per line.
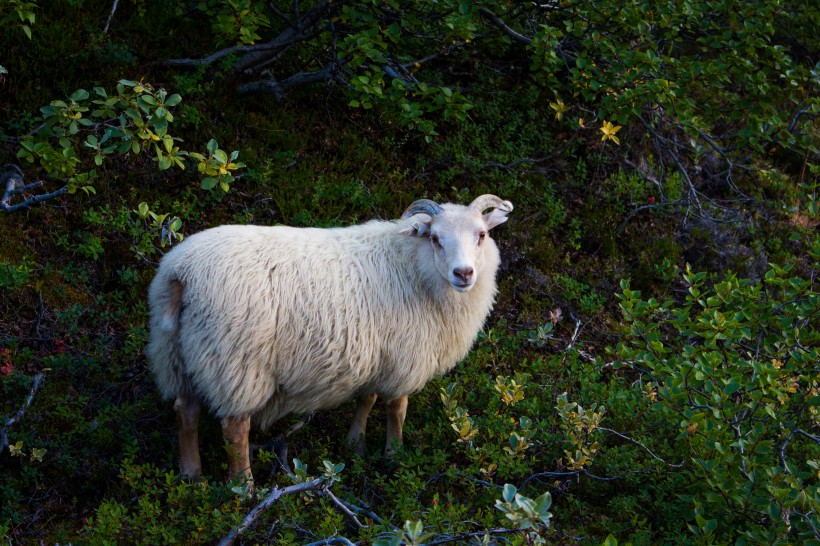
left=723, top=377, right=741, bottom=395
left=502, top=483, right=517, bottom=503
left=601, top=534, right=618, bottom=546
left=200, top=177, right=217, bottom=190
left=165, top=94, right=182, bottom=107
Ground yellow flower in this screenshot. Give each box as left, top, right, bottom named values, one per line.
left=600, top=120, right=622, bottom=144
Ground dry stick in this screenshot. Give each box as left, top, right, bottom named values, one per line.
left=237, top=63, right=339, bottom=100
left=303, top=538, right=356, bottom=546
left=103, top=0, right=119, bottom=34
left=2, top=180, right=43, bottom=209
left=218, top=477, right=325, bottom=546
left=322, top=488, right=364, bottom=529
left=0, top=373, right=45, bottom=453
left=598, top=426, right=685, bottom=468
left=1, top=185, right=67, bottom=212
left=478, top=7, right=532, bottom=45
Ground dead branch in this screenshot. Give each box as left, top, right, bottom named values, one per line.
left=103, top=0, right=119, bottom=34
left=322, top=488, right=364, bottom=529
left=1, top=165, right=67, bottom=212
left=163, top=0, right=333, bottom=72
left=218, top=477, right=325, bottom=546
left=479, top=8, right=532, bottom=45
left=0, top=373, right=45, bottom=453
left=237, top=62, right=340, bottom=100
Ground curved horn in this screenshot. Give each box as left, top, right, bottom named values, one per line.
left=469, top=194, right=513, bottom=213
left=401, top=199, right=444, bottom=219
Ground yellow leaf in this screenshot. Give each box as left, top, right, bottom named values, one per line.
left=600, top=120, right=622, bottom=144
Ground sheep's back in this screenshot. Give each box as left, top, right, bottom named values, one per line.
left=164, top=225, right=381, bottom=422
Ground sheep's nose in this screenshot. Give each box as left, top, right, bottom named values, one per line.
left=453, top=267, right=474, bottom=283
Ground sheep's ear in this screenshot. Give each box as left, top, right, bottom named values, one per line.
left=484, top=208, right=511, bottom=230
left=400, top=218, right=432, bottom=238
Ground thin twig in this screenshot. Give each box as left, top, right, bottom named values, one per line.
left=598, top=427, right=685, bottom=468
left=303, top=538, right=356, bottom=546
left=0, top=373, right=45, bottom=453
left=479, top=8, right=532, bottom=45
left=322, top=488, right=364, bottom=529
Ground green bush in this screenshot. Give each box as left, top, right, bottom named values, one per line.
left=615, top=252, right=820, bottom=543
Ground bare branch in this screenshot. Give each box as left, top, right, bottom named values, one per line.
left=479, top=8, right=532, bottom=45
left=322, top=488, right=364, bottom=529
left=1, top=165, right=69, bottom=212
left=2, top=185, right=68, bottom=212
left=237, top=62, right=339, bottom=100
left=0, top=373, right=45, bottom=453
left=103, top=0, right=119, bottom=34
left=598, top=427, right=685, bottom=468
left=218, top=478, right=325, bottom=546
left=163, top=1, right=332, bottom=69
left=303, top=538, right=356, bottom=546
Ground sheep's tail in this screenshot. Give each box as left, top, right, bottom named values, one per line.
left=146, top=276, right=186, bottom=400
left=159, top=279, right=184, bottom=332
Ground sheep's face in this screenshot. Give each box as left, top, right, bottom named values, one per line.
left=403, top=200, right=512, bottom=292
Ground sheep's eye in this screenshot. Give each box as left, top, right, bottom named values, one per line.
left=431, top=234, right=441, bottom=248
left=478, top=231, right=487, bottom=244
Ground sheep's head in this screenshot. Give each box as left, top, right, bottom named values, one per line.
left=401, top=195, right=513, bottom=292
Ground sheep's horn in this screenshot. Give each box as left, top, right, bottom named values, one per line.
left=402, top=199, right=444, bottom=219
left=469, top=194, right=513, bottom=213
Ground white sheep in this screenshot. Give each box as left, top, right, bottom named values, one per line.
left=146, top=194, right=513, bottom=483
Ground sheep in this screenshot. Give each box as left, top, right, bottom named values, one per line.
left=146, top=194, right=513, bottom=484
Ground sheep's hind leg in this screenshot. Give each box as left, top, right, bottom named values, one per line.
left=384, top=395, right=408, bottom=455
left=174, top=392, right=202, bottom=480
left=347, top=393, right=378, bottom=456
left=221, top=415, right=253, bottom=486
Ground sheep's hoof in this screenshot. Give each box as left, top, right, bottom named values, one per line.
left=384, top=440, right=403, bottom=457
left=348, top=434, right=367, bottom=457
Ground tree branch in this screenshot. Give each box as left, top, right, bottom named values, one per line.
left=163, top=1, right=335, bottom=72
left=1, top=185, right=68, bottom=212
left=0, top=373, right=45, bottom=453
left=1, top=165, right=68, bottom=212
left=218, top=478, right=325, bottom=546
left=479, top=8, right=532, bottom=45
left=237, top=62, right=339, bottom=100
left=103, top=0, right=119, bottom=34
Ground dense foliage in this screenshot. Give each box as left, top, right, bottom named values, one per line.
left=1, top=0, right=818, bottom=544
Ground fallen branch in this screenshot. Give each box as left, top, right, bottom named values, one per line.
left=237, top=62, right=340, bottom=100
left=1, top=185, right=67, bottom=212
left=218, top=477, right=325, bottom=546
left=479, top=8, right=532, bottom=45
left=103, top=0, right=119, bottom=34
left=0, top=373, right=45, bottom=453
left=1, top=165, right=67, bottom=212
left=162, top=0, right=333, bottom=72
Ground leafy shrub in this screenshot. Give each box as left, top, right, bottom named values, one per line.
left=615, top=254, right=820, bottom=543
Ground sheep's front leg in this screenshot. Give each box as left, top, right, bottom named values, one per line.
left=221, top=415, right=253, bottom=485
left=384, top=395, right=408, bottom=455
left=347, top=393, right=378, bottom=456
left=174, top=392, right=202, bottom=480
